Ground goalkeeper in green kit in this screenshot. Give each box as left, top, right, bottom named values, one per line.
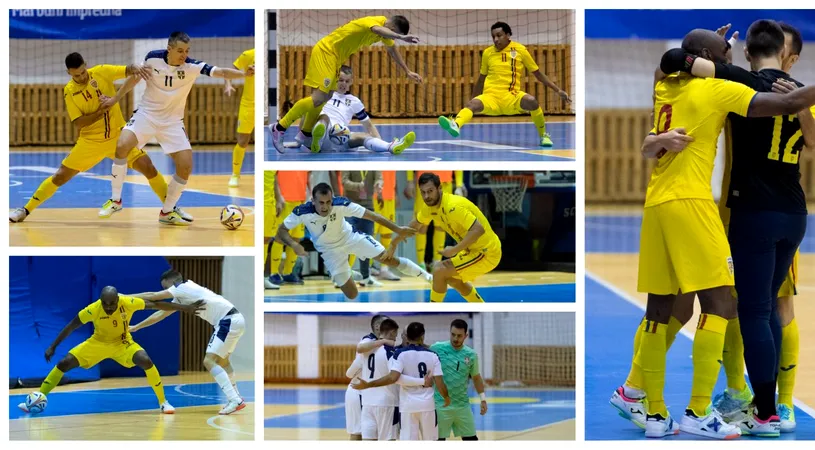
left=430, top=319, right=488, bottom=440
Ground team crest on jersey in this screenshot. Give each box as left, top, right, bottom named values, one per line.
left=727, top=257, right=734, bottom=275
left=464, top=357, right=470, bottom=364
left=509, top=49, right=517, bottom=59
left=324, top=77, right=331, bottom=88
left=90, top=79, right=98, bottom=89
left=345, top=99, right=352, bottom=107
left=177, top=70, right=186, bottom=79
left=329, top=212, right=337, bottom=221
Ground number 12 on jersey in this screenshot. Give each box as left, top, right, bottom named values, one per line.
left=768, top=114, right=803, bottom=164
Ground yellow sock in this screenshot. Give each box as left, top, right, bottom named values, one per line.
left=688, top=313, right=728, bottom=415
left=432, top=229, right=445, bottom=262
left=279, top=97, right=315, bottom=129
left=636, top=320, right=668, bottom=416
left=778, top=318, right=799, bottom=407
left=666, top=316, right=683, bottom=349
left=626, top=319, right=647, bottom=391
left=270, top=241, right=284, bottom=275
left=283, top=246, right=297, bottom=275
left=430, top=289, right=445, bottom=303
left=144, top=365, right=166, bottom=405
left=24, top=177, right=60, bottom=212
left=348, top=254, right=357, bottom=268
left=530, top=107, right=547, bottom=137
left=39, top=367, right=64, bottom=395
left=463, top=287, right=484, bottom=303
left=380, top=234, right=392, bottom=249
left=147, top=173, right=168, bottom=202
left=416, top=232, right=427, bottom=264
left=723, top=318, right=747, bottom=392
left=454, top=108, right=474, bottom=128
left=232, top=144, right=246, bottom=177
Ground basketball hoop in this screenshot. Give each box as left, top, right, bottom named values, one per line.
left=489, top=175, right=529, bottom=213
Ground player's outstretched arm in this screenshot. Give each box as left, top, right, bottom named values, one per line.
left=387, top=217, right=421, bottom=254
left=772, top=79, right=815, bottom=148
left=748, top=85, right=815, bottom=117
left=144, top=299, right=205, bottom=315
left=385, top=46, right=422, bottom=83
left=352, top=370, right=402, bottom=390
left=128, top=290, right=173, bottom=301
left=532, top=70, right=571, bottom=103
left=434, top=375, right=451, bottom=406
left=45, top=316, right=84, bottom=362
left=362, top=209, right=416, bottom=239
left=356, top=338, right=396, bottom=353
left=371, top=26, right=419, bottom=43
left=129, top=310, right=174, bottom=333
left=211, top=66, right=253, bottom=80
left=276, top=224, right=308, bottom=257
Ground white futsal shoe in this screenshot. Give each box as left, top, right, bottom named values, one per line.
left=228, top=175, right=240, bottom=188
left=17, top=402, right=30, bottom=413
left=359, top=277, right=384, bottom=287
left=679, top=406, right=741, bottom=439
left=99, top=199, right=123, bottom=218
left=219, top=398, right=246, bottom=415
left=739, top=406, right=781, bottom=438
left=159, top=209, right=190, bottom=226
left=644, top=412, right=679, bottom=438
left=270, top=122, right=286, bottom=154
left=609, top=386, right=647, bottom=429
left=10, top=207, right=29, bottom=223
left=160, top=401, right=175, bottom=414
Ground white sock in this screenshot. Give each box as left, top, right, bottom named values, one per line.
left=227, top=368, right=240, bottom=397
left=210, top=365, right=239, bottom=401
left=363, top=136, right=391, bottom=153
left=111, top=159, right=128, bottom=202
left=397, top=257, right=424, bottom=277
left=162, top=174, right=187, bottom=214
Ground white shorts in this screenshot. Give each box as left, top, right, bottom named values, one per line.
left=321, top=233, right=385, bottom=279
left=124, top=109, right=191, bottom=154
left=400, top=410, right=437, bottom=441
left=345, top=386, right=362, bottom=435
left=207, top=312, right=245, bottom=358
left=361, top=405, right=399, bottom=440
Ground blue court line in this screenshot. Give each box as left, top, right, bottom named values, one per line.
left=264, top=386, right=574, bottom=432
left=265, top=122, right=575, bottom=161
left=9, top=380, right=254, bottom=419
left=264, top=282, right=575, bottom=303
left=585, top=274, right=815, bottom=440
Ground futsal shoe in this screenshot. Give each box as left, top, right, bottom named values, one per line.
left=310, top=122, right=326, bottom=153
left=282, top=273, right=304, bottom=285
left=739, top=407, right=781, bottom=437
left=778, top=404, right=796, bottom=433
left=9, top=207, right=29, bottom=223
left=609, top=386, right=647, bottom=429
left=389, top=131, right=415, bottom=155
left=98, top=199, right=123, bottom=218
left=359, top=277, right=383, bottom=287
left=269, top=274, right=285, bottom=286
left=644, top=412, right=679, bottom=438
left=174, top=206, right=194, bottom=222
left=270, top=122, right=286, bottom=154
left=712, top=386, right=752, bottom=422
left=539, top=133, right=554, bottom=147
left=228, top=175, right=240, bottom=188
left=158, top=210, right=190, bottom=226
left=219, top=398, right=246, bottom=415
left=17, top=402, right=30, bottom=413
left=438, top=116, right=461, bottom=137
left=264, top=278, right=280, bottom=289
left=679, top=406, right=741, bottom=439
left=378, top=267, right=401, bottom=281
left=160, top=401, right=175, bottom=414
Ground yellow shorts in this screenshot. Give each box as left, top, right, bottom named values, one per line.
left=451, top=246, right=502, bottom=283
left=475, top=91, right=527, bottom=116
left=304, top=45, right=340, bottom=94
left=275, top=201, right=305, bottom=239
left=374, top=198, right=396, bottom=236
left=264, top=172, right=276, bottom=237
left=62, top=137, right=145, bottom=173
left=414, top=182, right=454, bottom=217
left=69, top=337, right=144, bottom=369
left=638, top=199, right=734, bottom=295
left=237, top=103, right=255, bottom=134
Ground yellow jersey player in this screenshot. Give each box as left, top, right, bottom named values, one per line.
left=633, top=29, right=815, bottom=439
left=264, top=170, right=284, bottom=289
left=17, top=286, right=203, bottom=414
left=225, top=48, right=255, bottom=188
left=271, top=16, right=423, bottom=153
left=392, top=172, right=501, bottom=303
left=438, top=22, right=572, bottom=148
left=9, top=53, right=185, bottom=223
left=404, top=171, right=465, bottom=270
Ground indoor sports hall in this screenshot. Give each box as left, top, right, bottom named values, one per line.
left=263, top=312, right=575, bottom=440
left=9, top=10, right=255, bottom=246
left=9, top=256, right=254, bottom=440
left=263, top=170, right=575, bottom=302
left=264, top=10, right=575, bottom=161
left=585, top=9, right=815, bottom=440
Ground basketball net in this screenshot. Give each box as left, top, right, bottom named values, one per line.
left=489, top=175, right=528, bottom=213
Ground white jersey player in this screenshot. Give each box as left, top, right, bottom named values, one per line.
left=353, top=322, right=451, bottom=441
left=357, top=319, right=401, bottom=441
left=128, top=269, right=247, bottom=415
left=275, top=182, right=430, bottom=300
left=345, top=315, right=390, bottom=439
left=101, top=31, right=253, bottom=225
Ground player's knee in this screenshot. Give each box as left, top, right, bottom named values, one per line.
left=132, top=155, right=158, bottom=178
left=133, top=351, right=153, bottom=369
left=52, top=166, right=77, bottom=186
left=202, top=354, right=219, bottom=369
left=237, top=133, right=251, bottom=147
left=56, top=355, right=78, bottom=372
left=521, top=95, right=538, bottom=110
left=777, top=295, right=795, bottom=326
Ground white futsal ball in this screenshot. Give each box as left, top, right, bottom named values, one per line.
left=26, top=391, right=47, bottom=414
left=329, top=123, right=351, bottom=146
left=220, top=204, right=244, bottom=230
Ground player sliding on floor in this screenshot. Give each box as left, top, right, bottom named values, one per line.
left=270, top=15, right=423, bottom=153
left=275, top=182, right=431, bottom=300
left=290, top=65, right=416, bottom=154
left=439, top=22, right=572, bottom=148
left=101, top=31, right=253, bottom=225
left=18, top=286, right=204, bottom=414
left=128, top=270, right=247, bottom=415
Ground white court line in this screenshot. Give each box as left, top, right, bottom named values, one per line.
left=206, top=415, right=254, bottom=437
left=497, top=417, right=575, bottom=440
left=586, top=270, right=815, bottom=420
left=173, top=384, right=223, bottom=401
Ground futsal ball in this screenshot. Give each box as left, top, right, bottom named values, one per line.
left=329, top=123, right=351, bottom=146
left=220, top=204, right=244, bottom=230
left=26, top=391, right=47, bottom=414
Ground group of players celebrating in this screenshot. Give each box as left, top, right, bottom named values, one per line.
left=18, top=271, right=248, bottom=416
left=265, top=170, right=502, bottom=302
left=270, top=16, right=571, bottom=154
left=346, top=315, right=488, bottom=440
left=612, top=19, right=812, bottom=439
left=10, top=32, right=254, bottom=224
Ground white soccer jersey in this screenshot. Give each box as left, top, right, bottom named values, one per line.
left=390, top=345, right=443, bottom=413
left=139, top=50, right=216, bottom=122
left=323, top=92, right=368, bottom=128
left=282, top=197, right=366, bottom=251
left=359, top=341, right=399, bottom=407
left=168, top=280, right=235, bottom=326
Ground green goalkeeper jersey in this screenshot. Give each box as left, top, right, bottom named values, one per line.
left=431, top=341, right=480, bottom=409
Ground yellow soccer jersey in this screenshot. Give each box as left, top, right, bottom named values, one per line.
left=417, top=193, right=501, bottom=253
left=63, top=65, right=128, bottom=142
left=79, top=295, right=145, bottom=343
left=317, top=16, right=395, bottom=63
left=645, top=74, right=756, bottom=207
left=234, top=48, right=255, bottom=106
left=481, top=42, right=539, bottom=96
